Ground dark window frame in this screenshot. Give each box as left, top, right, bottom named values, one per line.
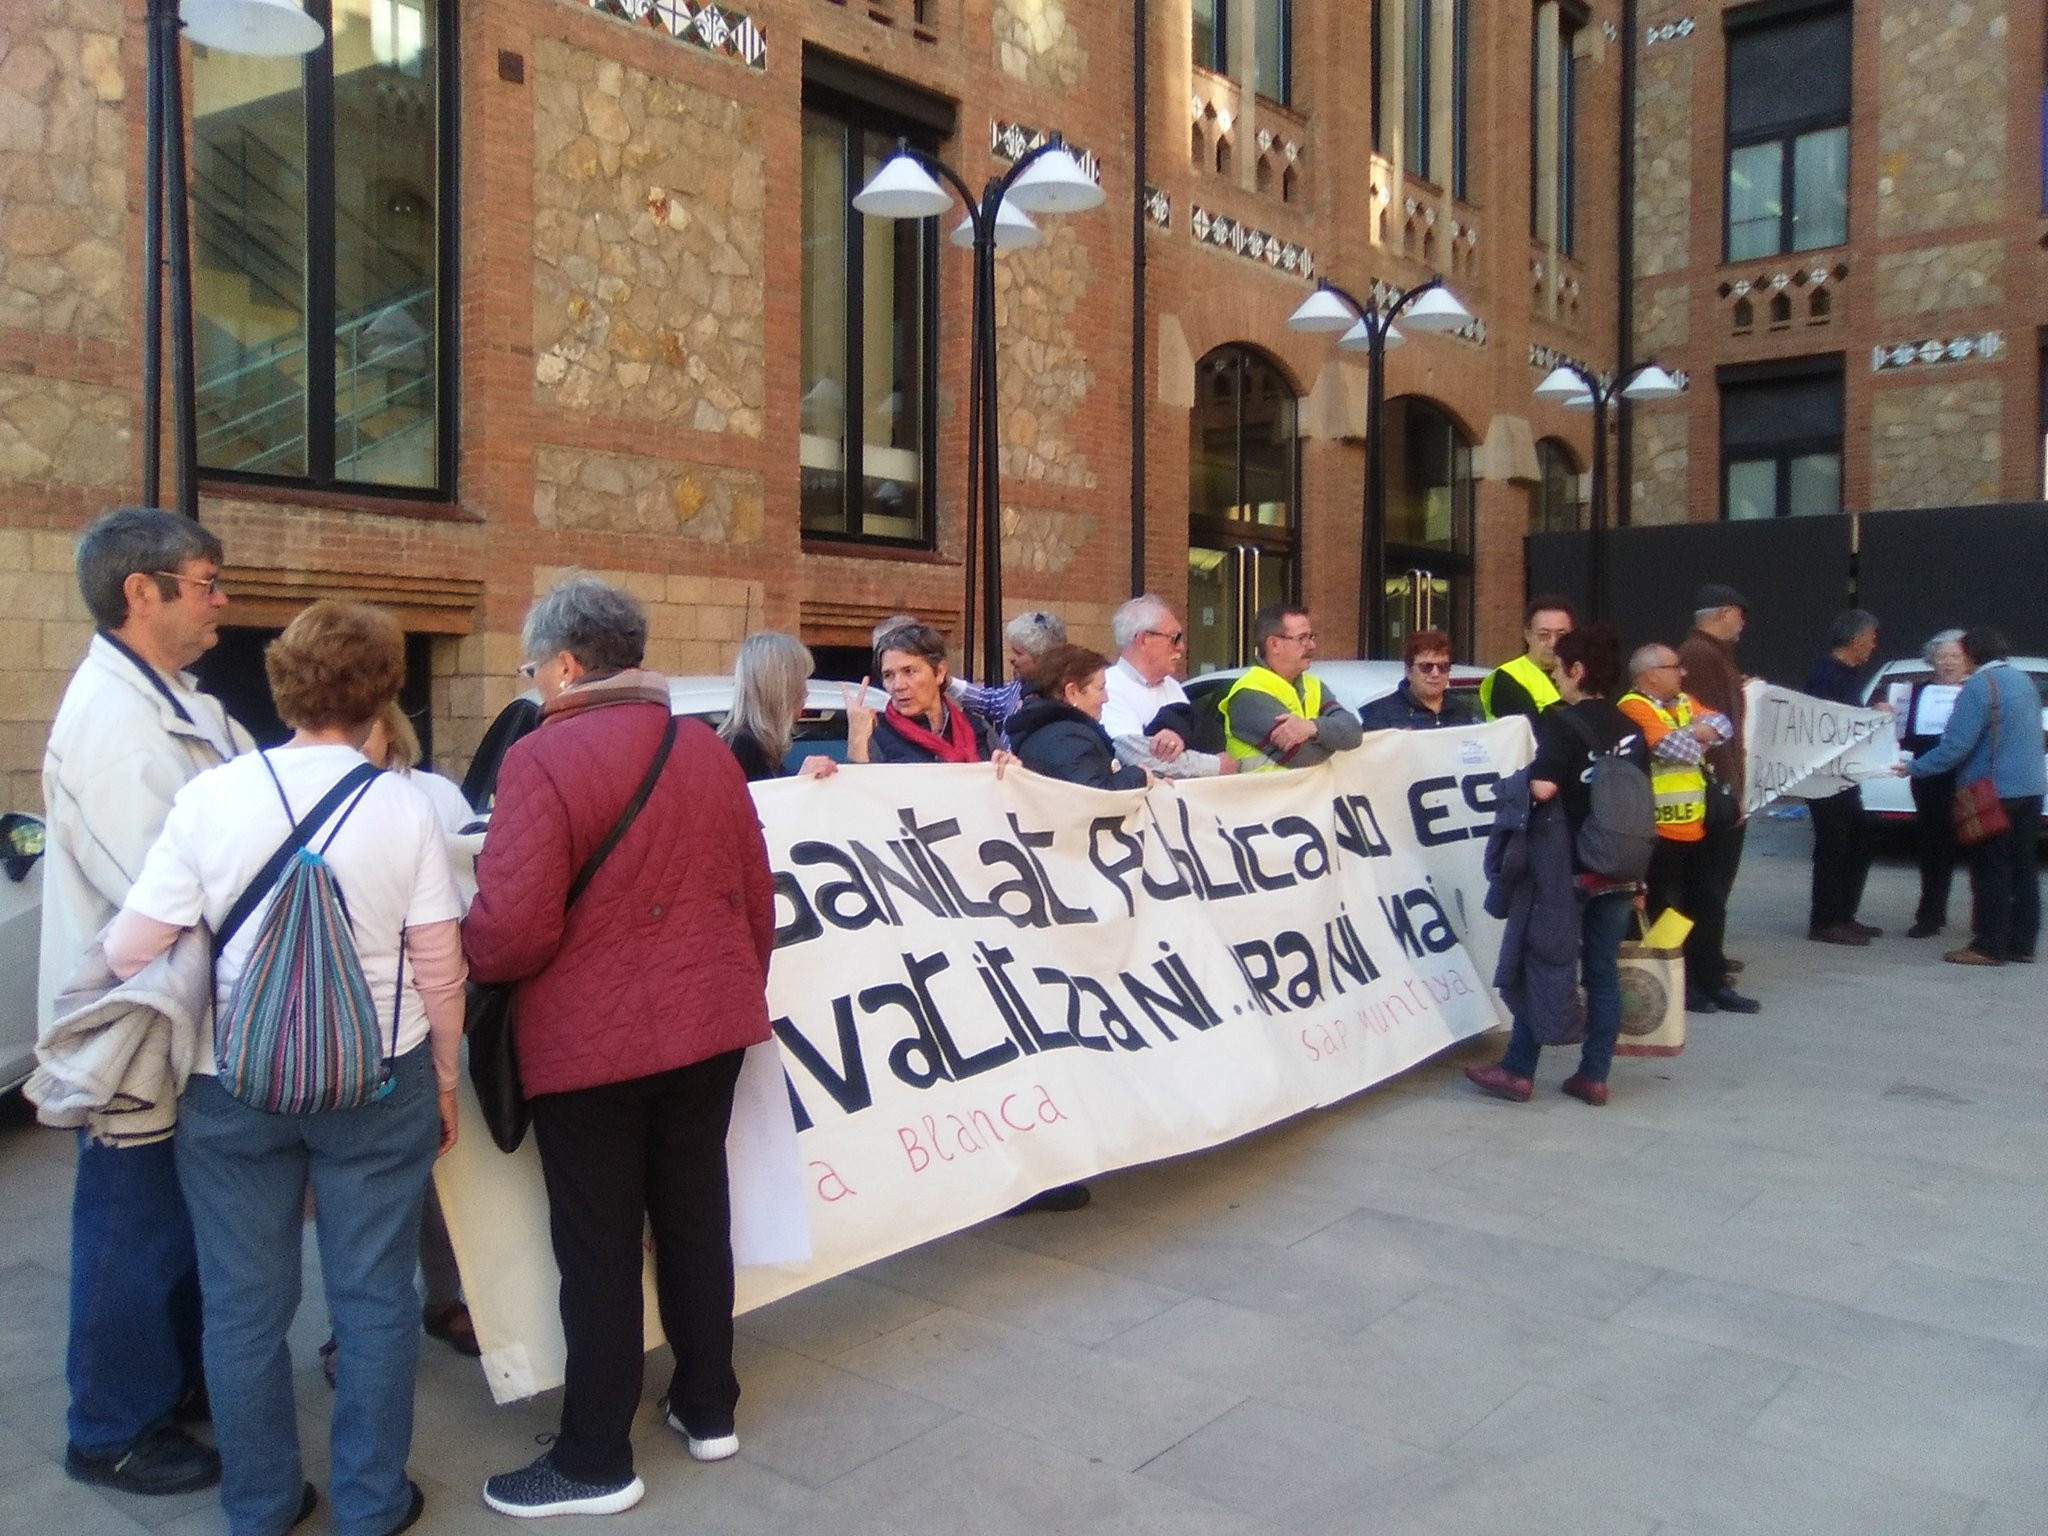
left=194, top=0, right=459, bottom=501
left=1717, top=355, right=1845, bottom=520
left=1721, top=1, right=1852, bottom=261
left=1255, top=0, right=1294, bottom=107
left=1405, top=0, right=1434, bottom=185
left=1450, top=0, right=1470, bottom=200
left=799, top=64, right=948, bottom=550
left=1193, top=0, right=1230, bottom=74
left=1557, top=13, right=1580, bottom=255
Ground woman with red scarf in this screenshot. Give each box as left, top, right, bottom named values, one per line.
left=845, top=623, right=1006, bottom=766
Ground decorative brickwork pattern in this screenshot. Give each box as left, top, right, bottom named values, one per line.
left=530, top=39, right=765, bottom=436
left=534, top=445, right=764, bottom=543
left=580, top=0, right=767, bottom=70
left=1876, top=0, right=2006, bottom=236
left=0, top=0, right=126, bottom=339
left=993, top=0, right=1086, bottom=91
left=1873, top=240, right=2003, bottom=321
left=993, top=223, right=1096, bottom=490
left=1870, top=378, right=2002, bottom=508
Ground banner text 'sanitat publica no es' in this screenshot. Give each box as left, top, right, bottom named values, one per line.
left=439, top=721, right=1535, bottom=1402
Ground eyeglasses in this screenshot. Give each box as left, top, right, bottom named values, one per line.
left=1411, top=660, right=1451, bottom=674
left=152, top=570, right=222, bottom=597
left=517, top=661, right=539, bottom=680
left=1278, top=631, right=1316, bottom=646
left=1143, top=628, right=1185, bottom=646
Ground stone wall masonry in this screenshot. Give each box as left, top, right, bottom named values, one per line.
left=0, top=0, right=126, bottom=340
left=1628, top=411, right=1689, bottom=525
left=1870, top=377, right=2003, bottom=510
left=1631, top=40, right=1691, bottom=279
left=0, top=526, right=93, bottom=811
left=1000, top=504, right=1096, bottom=576
left=1633, top=282, right=1689, bottom=356
left=1873, top=240, right=2004, bottom=321
left=534, top=444, right=764, bottom=543
left=0, top=375, right=129, bottom=486
left=1876, top=0, right=2007, bottom=236
left=530, top=37, right=765, bottom=436
left=994, top=0, right=1087, bottom=92
left=994, top=223, right=1097, bottom=491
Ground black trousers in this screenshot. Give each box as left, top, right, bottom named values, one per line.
left=1808, top=788, right=1873, bottom=931
left=1909, top=770, right=1959, bottom=927
left=1968, top=796, right=2043, bottom=961
left=1648, top=820, right=1743, bottom=995
left=530, top=1048, right=746, bottom=1484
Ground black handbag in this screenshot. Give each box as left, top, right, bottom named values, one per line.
left=467, top=714, right=678, bottom=1152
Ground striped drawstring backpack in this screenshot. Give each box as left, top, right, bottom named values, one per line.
left=210, top=755, right=403, bottom=1115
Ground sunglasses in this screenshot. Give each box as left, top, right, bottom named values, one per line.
left=1411, top=660, right=1451, bottom=674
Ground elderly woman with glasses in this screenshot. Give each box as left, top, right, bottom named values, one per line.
left=1358, top=630, right=1481, bottom=731
left=464, top=578, right=776, bottom=1520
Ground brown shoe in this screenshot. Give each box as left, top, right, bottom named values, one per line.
left=1943, top=947, right=2004, bottom=966
left=1848, top=921, right=1884, bottom=938
left=1723, top=958, right=1745, bottom=974
left=1560, top=1075, right=1609, bottom=1107
left=1809, top=923, right=1870, bottom=947
left=1464, top=1064, right=1533, bottom=1103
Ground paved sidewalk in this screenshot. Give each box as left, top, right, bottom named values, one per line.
left=1, top=819, right=2041, bottom=1536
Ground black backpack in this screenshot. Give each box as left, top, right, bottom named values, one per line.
left=1558, top=710, right=1657, bottom=882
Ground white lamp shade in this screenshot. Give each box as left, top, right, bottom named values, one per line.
left=1532, top=364, right=1587, bottom=402
left=950, top=198, right=1042, bottom=250
left=1286, top=286, right=1357, bottom=333
left=1621, top=363, right=1684, bottom=401
left=1399, top=284, right=1474, bottom=332
left=181, top=0, right=324, bottom=55
left=1005, top=146, right=1104, bottom=214
left=1337, top=317, right=1403, bottom=352
left=1562, top=392, right=1596, bottom=413
left=852, top=154, right=953, bottom=220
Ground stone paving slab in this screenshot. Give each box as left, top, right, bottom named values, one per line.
left=0, top=821, right=2041, bottom=1534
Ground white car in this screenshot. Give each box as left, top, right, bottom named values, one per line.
left=1858, top=656, right=2048, bottom=827
left=1, top=813, right=44, bottom=1096
left=1183, top=658, right=1491, bottom=721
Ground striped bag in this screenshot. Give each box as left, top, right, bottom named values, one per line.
left=212, top=756, right=402, bottom=1115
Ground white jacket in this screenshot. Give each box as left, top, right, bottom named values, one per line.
left=37, top=634, right=250, bottom=1031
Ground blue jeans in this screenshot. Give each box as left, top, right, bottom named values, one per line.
left=175, top=1046, right=439, bottom=1536
left=67, top=1135, right=204, bottom=1454
left=1500, top=891, right=1634, bottom=1084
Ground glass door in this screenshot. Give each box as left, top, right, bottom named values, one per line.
left=1188, top=542, right=1292, bottom=676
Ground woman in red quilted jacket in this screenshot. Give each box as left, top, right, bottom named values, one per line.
left=464, top=578, right=775, bottom=1521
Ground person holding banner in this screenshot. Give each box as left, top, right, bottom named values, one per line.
left=1222, top=605, right=1364, bottom=771
left=1008, top=645, right=1154, bottom=791
left=720, top=631, right=839, bottom=783
left=1101, top=595, right=1238, bottom=779
left=1359, top=630, right=1483, bottom=731
left=1467, top=624, right=1648, bottom=1107
left=1803, top=611, right=1884, bottom=946
left=467, top=578, right=776, bottom=1520
left=846, top=623, right=1001, bottom=766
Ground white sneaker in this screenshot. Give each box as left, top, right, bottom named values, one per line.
left=660, top=1398, right=739, bottom=1462
left=482, top=1452, right=645, bottom=1518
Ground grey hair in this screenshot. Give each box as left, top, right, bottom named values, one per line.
left=75, top=507, right=224, bottom=629
left=874, top=621, right=949, bottom=677
left=1627, top=643, right=1676, bottom=682
left=871, top=612, right=921, bottom=651
left=1003, top=610, right=1067, bottom=655
left=1921, top=627, right=1964, bottom=662
left=521, top=576, right=647, bottom=674
left=1829, top=609, right=1878, bottom=648
left=1111, top=594, right=1173, bottom=652
left=722, top=630, right=812, bottom=765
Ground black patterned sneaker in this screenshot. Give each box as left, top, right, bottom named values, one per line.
left=481, top=1452, right=643, bottom=1519
left=658, top=1396, right=738, bottom=1462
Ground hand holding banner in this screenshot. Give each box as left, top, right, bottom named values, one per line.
left=1741, top=680, right=1897, bottom=814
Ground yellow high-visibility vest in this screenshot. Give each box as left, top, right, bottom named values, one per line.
left=1221, top=666, right=1325, bottom=772
left=1618, top=689, right=1707, bottom=839
left=1480, top=652, right=1561, bottom=720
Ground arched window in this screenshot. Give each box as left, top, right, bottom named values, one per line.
left=1532, top=438, right=1584, bottom=533
left=1382, top=395, right=1475, bottom=656
left=1187, top=345, right=1298, bottom=673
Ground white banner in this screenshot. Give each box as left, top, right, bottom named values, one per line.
left=1741, top=680, right=1898, bottom=814
left=438, top=719, right=1534, bottom=1403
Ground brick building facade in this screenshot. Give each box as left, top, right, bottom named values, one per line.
left=0, top=0, right=1812, bottom=810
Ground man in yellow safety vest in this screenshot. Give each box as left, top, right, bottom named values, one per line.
left=1480, top=595, right=1576, bottom=722
left=1616, top=643, right=1757, bottom=1014
left=1221, top=605, right=1364, bottom=771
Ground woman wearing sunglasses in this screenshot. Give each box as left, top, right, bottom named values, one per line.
left=1358, top=630, right=1482, bottom=731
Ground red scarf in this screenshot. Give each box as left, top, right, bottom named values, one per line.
left=880, top=700, right=981, bottom=764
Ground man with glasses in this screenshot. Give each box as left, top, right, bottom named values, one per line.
left=38, top=507, right=250, bottom=1495
left=1481, top=596, right=1576, bottom=722
left=1101, top=594, right=1237, bottom=778
left=1221, top=605, right=1363, bottom=771
left=1359, top=630, right=1481, bottom=730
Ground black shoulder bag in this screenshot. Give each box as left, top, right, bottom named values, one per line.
left=467, top=714, right=678, bottom=1152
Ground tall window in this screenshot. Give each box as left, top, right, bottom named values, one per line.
left=1720, top=360, right=1843, bottom=519
left=1193, top=0, right=1229, bottom=74
left=1530, top=2, right=1585, bottom=251
left=1532, top=439, right=1584, bottom=532
left=1405, top=0, right=1433, bottom=180
left=1557, top=12, right=1580, bottom=255
left=1188, top=346, right=1298, bottom=673
left=799, top=71, right=944, bottom=545
left=191, top=0, right=451, bottom=493
left=1725, top=4, right=1851, bottom=260
left=1255, top=0, right=1293, bottom=105
left=1384, top=396, right=1475, bottom=655
left=1450, top=0, right=1470, bottom=200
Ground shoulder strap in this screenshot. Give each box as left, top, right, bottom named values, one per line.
left=565, top=712, right=678, bottom=910
left=214, top=761, right=383, bottom=956
left=1557, top=705, right=1601, bottom=755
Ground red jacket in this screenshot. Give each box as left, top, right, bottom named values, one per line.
left=463, top=671, right=775, bottom=1097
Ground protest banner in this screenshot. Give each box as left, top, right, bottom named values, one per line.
left=437, top=718, right=1534, bottom=1403
left=1741, top=679, right=1898, bottom=814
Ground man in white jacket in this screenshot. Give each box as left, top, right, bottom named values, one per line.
left=38, top=507, right=249, bottom=1496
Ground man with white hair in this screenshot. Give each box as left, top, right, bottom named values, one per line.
left=1100, top=595, right=1237, bottom=778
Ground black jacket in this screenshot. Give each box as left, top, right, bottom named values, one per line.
left=1008, top=698, right=1148, bottom=790
left=1358, top=681, right=1483, bottom=731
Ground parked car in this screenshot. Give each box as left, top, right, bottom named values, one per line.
left=1183, top=658, right=1490, bottom=725
left=1858, top=655, right=2048, bottom=828
left=1, top=813, right=44, bottom=1097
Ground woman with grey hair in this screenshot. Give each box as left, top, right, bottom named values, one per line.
left=1904, top=627, right=1972, bottom=937
left=844, top=623, right=990, bottom=765
left=720, top=631, right=837, bottom=782
left=466, top=577, right=777, bottom=1518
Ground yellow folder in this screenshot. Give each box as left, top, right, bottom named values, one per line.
left=1642, top=908, right=1694, bottom=950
